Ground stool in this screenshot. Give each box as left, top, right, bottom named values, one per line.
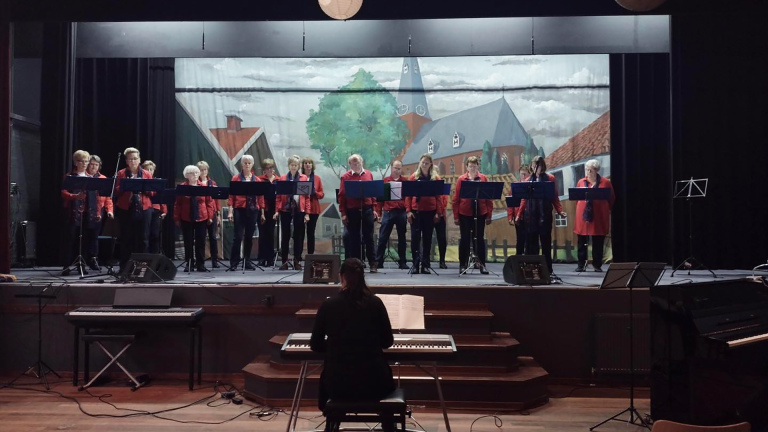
left=81, top=331, right=143, bottom=391
left=324, top=388, right=407, bottom=432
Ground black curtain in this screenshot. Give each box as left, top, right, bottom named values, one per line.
left=609, top=53, right=673, bottom=265
left=39, top=23, right=176, bottom=264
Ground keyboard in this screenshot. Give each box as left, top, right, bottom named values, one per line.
left=280, top=333, right=456, bottom=360
left=66, top=307, right=205, bottom=325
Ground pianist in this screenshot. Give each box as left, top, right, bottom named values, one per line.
left=310, top=258, right=396, bottom=425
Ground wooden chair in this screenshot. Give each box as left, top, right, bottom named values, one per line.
left=651, top=420, right=751, bottom=432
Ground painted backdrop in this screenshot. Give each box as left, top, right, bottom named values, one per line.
left=175, top=55, right=610, bottom=263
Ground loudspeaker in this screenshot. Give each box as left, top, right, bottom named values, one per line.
left=503, top=255, right=550, bottom=285
left=120, top=253, right=177, bottom=282
left=302, top=254, right=341, bottom=284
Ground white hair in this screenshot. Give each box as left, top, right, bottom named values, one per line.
left=585, top=159, right=601, bottom=172
left=241, top=155, right=254, bottom=164
left=183, top=165, right=200, bottom=177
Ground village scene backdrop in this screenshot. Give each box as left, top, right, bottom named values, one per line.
left=173, top=55, right=610, bottom=264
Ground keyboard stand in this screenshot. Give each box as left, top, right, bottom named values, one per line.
left=73, top=323, right=202, bottom=390
left=285, top=360, right=451, bottom=432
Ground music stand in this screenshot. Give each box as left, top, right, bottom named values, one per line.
left=228, top=181, right=272, bottom=272
left=275, top=180, right=312, bottom=270
left=344, top=180, right=384, bottom=265
left=672, top=178, right=716, bottom=278
left=119, top=178, right=167, bottom=272
left=8, top=286, right=61, bottom=389
left=591, top=262, right=666, bottom=431
left=457, top=180, right=504, bottom=276
left=62, top=176, right=115, bottom=278
left=510, top=181, right=558, bottom=281
left=569, top=187, right=612, bottom=272
left=402, top=180, right=444, bottom=276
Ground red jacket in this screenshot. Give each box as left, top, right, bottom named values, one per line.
left=174, top=180, right=216, bottom=223
left=305, top=173, right=325, bottom=215
left=573, top=176, right=615, bottom=236
left=201, top=177, right=222, bottom=213
left=61, top=172, right=110, bottom=221
left=115, top=168, right=155, bottom=211
left=94, top=173, right=115, bottom=215
left=375, top=175, right=407, bottom=214
left=338, top=169, right=377, bottom=217
left=227, top=172, right=265, bottom=210
left=452, top=172, right=493, bottom=222
left=518, top=173, right=564, bottom=217
left=405, top=173, right=445, bottom=216
left=275, top=172, right=312, bottom=213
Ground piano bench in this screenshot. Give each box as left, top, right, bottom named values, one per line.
left=323, top=388, right=407, bottom=432
left=81, top=331, right=144, bottom=391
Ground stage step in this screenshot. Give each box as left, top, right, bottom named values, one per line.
left=242, top=356, right=548, bottom=410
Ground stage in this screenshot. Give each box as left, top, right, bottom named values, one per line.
left=0, top=262, right=753, bottom=409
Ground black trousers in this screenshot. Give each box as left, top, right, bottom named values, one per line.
left=231, top=208, right=258, bottom=266
left=181, top=220, right=207, bottom=267
left=434, top=216, right=447, bottom=263
left=410, top=210, right=436, bottom=267
left=206, top=216, right=219, bottom=261
left=83, top=220, right=100, bottom=262
left=257, top=208, right=276, bottom=265
left=147, top=208, right=163, bottom=254
left=306, top=213, right=319, bottom=255
left=61, top=222, right=80, bottom=268
left=280, top=211, right=306, bottom=261
left=458, top=214, right=487, bottom=267
left=515, top=223, right=527, bottom=255
left=525, top=224, right=554, bottom=272
left=577, top=235, right=606, bottom=268
left=344, top=207, right=375, bottom=264
left=117, top=208, right=150, bottom=270
left=375, top=209, right=407, bottom=265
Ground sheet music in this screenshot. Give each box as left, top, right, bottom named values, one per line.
left=390, top=182, right=403, bottom=201
left=376, top=294, right=425, bottom=330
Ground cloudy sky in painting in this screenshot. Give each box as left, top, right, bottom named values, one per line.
left=175, top=55, right=609, bottom=183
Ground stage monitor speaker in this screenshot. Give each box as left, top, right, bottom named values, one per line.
left=599, top=262, right=666, bottom=289
left=120, top=253, right=177, bottom=282
left=503, top=255, right=550, bottom=285
left=303, top=254, right=341, bottom=284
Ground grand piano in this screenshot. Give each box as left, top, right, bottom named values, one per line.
left=651, top=277, right=768, bottom=429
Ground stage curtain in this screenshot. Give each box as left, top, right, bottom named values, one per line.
left=39, top=23, right=176, bottom=264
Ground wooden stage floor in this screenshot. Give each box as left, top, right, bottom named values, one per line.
left=0, top=376, right=653, bottom=432
left=8, top=262, right=748, bottom=288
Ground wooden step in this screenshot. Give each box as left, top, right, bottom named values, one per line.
left=242, top=356, right=548, bottom=410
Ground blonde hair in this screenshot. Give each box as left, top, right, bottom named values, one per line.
left=417, top=153, right=437, bottom=179
left=196, top=160, right=210, bottom=170
left=465, top=156, right=480, bottom=167
left=141, top=160, right=156, bottom=171
left=123, top=147, right=140, bottom=158
left=519, top=164, right=531, bottom=174
left=301, top=156, right=315, bottom=175
left=261, top=158, right=275, bottom=170
left=287, top=155, right=301, bottom=167
left=348, top=154, right=363, bottom=165
left=73, top=150, right=91, bottom=163
left=183, top=165, right=200, bottom=177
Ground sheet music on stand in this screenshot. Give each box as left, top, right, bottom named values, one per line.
left=376, top=294, right=425, bottom=330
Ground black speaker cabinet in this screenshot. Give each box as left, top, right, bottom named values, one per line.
left=120, top=253, right=177, bottom=282
left=503, top=255, right=550, bottom=285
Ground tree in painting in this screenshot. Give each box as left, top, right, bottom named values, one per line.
left=306, top=69, right=410, bottom=177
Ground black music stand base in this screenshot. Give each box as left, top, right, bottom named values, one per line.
left=8, top=293, right=61, bottom=390
left=671, top=255, right=717, bottom=278
left=590, top=406, right=651, bottom=431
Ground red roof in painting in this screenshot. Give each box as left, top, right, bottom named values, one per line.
left=546, top=111, right=610, bottom=170
left=209, top=115, right=262, bottom=160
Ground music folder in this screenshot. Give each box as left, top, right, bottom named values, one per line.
left=120, top=178, right=167, bottom=193
left=568, top=187, right=612, bottom=202
left=509, top=181, right=555, bottom=200
left=275, top=180, right=312, bottom=196
left=344, top=180, right=384, bottom=199
left=62, top=176, right=114, bottom=195
left=401, top=179, right=444, bottom=198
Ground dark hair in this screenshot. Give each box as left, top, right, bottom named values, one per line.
left=339, top=258, right=372, bottom=303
